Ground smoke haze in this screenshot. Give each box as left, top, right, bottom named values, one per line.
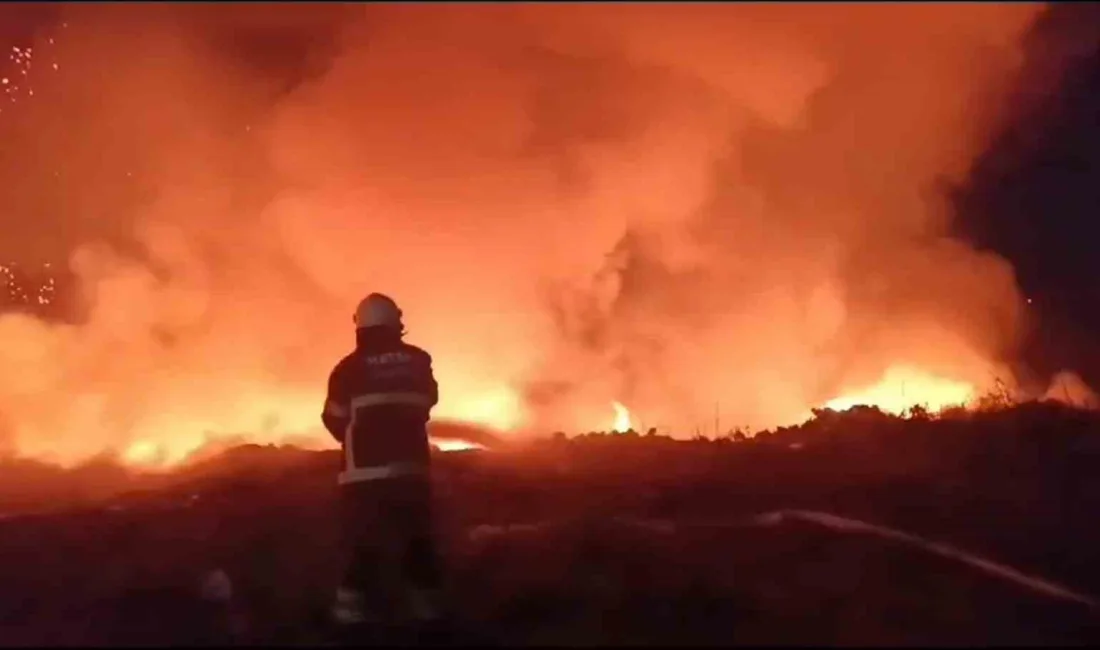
left=0, top=3, right=1073, bottom=465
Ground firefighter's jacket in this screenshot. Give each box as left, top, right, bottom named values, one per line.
left=322, top=326, right=438, bottom=485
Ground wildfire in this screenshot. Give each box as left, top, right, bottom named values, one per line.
left=823, top=365, right=977, bottom=416
left=612, top=401, right=633, bottom=433
left=0, top=4, right=1059, bottom=474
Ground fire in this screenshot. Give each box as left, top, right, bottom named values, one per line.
left=103, top=368, right=983, bottom=473
left=0, top=4, right=1061, bottom=473
left=437, top=386, right=523, bottom=433
left=433, top=438, right=486, bottom=452
left=612, top=401, right=633, bottom=433
left=119, top=430, right=488, bottom=472
left=823, top=365, right=977, bottom=416
left=121, top=438, right=204, bottom=469
left=108, top=392, right=506, bottom=472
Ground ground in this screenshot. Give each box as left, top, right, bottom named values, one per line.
left=1, top=401, right=1099, bottom=646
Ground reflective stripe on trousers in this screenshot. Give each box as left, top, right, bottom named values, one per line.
left=331, top=587, right=442, bottom=625
left=338, top=462, right=427, bottom=485
left=331, top=587, right=373, bottom=625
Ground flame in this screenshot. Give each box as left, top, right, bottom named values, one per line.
left=119, top=431, right=488, bottom=473
left=438, top=386, right=524, bottom=432
left=612, top=401, right=633, bottom=433
left=108, top=395, right=505, bottom=472
left=433, top=438, right=486, bottom=452
left=823, top=365, right=976, bottom=415
left=0, top=5, right=1060, bottom=472
left=101, top=369, right=984, bottom=473
left=0, top=368, right=522, bottom=470
left=121, top=438, right=203, bottom=469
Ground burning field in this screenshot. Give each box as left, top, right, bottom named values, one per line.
left=0, top=3, right=1096, bottom=469
left=0, top=2, right=1099, bottom=645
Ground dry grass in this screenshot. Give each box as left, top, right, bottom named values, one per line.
left=1, top=400, right=1099, bottom=645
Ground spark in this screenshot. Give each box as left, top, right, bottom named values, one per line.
left=1, top=22, right=63, bottom=115
left=1, top=262, right=59, bottom=309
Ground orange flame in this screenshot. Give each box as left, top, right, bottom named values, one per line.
left=823, top=365, right=976, bottom=415
left=612, top=401, right=633, bottom=433
left=433, top=438, right=486, bottom=452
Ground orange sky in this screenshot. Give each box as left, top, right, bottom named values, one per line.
left=0, top=3, right=1086, bottom=467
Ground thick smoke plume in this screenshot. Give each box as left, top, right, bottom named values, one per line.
left=0, top=4, right=1070, bottom=465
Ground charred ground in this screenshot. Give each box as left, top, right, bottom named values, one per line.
left=2, top=401, right=1100, bottom=646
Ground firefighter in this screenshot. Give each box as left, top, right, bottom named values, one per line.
left=321, top=292, right=445, bottom=634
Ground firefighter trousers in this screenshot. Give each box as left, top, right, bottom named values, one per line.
left=335, top=475, right=445, bottom=625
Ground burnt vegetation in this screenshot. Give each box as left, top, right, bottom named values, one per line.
left=1, top=400, right=1100, bottom=645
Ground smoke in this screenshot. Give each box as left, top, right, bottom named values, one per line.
left=0, top=4, right=1058, bottom=464
left=517, top=4, right=1041, bottom=430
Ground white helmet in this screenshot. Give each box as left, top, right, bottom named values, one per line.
left=353, top=293, right=405, bottom=332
